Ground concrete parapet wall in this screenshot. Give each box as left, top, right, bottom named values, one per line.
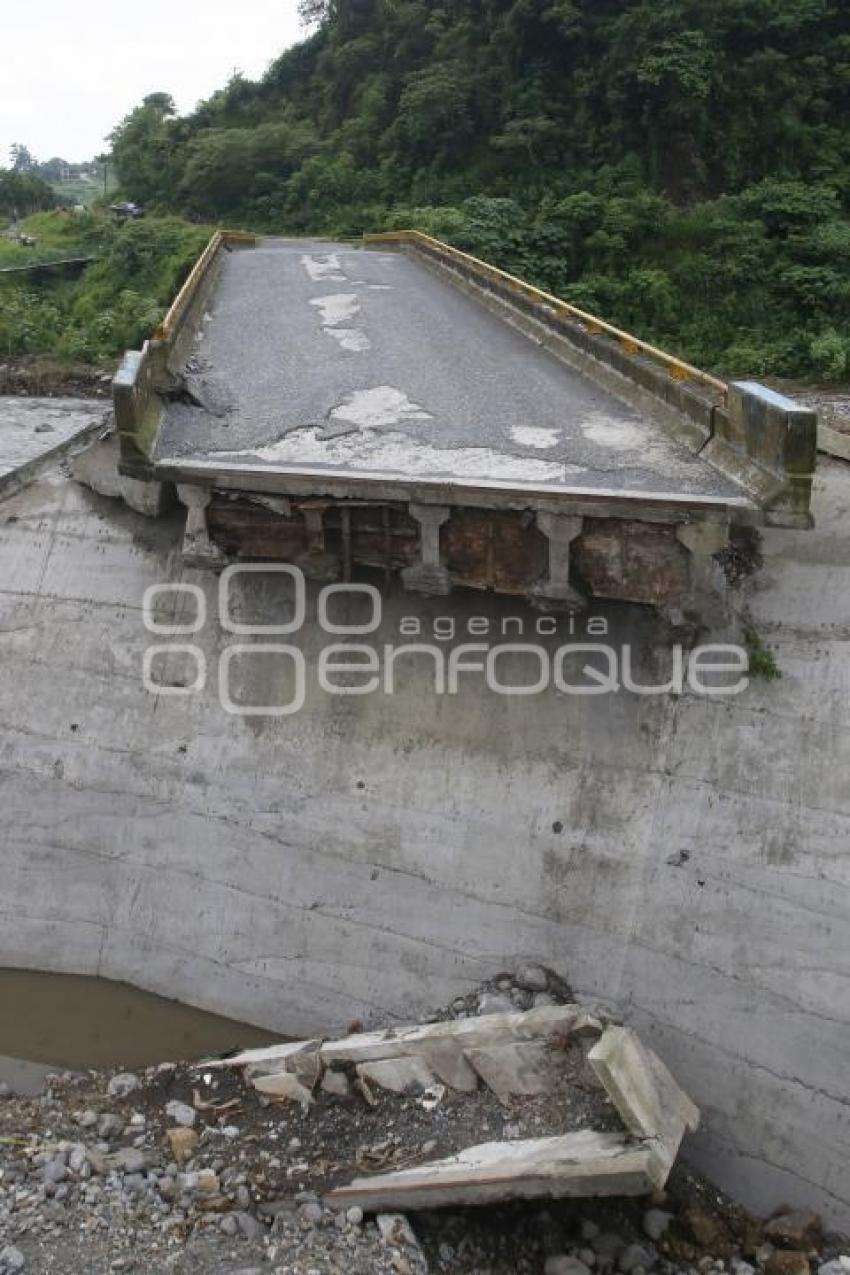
left=366, top=232, right=818, bottom=527
left=113, top=232, right=256, bottom=475
left=705, top=382, right=818, bottom=524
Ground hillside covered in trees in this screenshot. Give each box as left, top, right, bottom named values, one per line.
left=109, top=0, right=850, bottom=379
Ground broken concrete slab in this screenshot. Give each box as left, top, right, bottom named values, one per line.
left=328, top=1129, right=656, bottom=1211
left=201, top=1005, right=598, bottom=1072
left=72, top=430, right=169, bottom=516
left=588, top=1025, right=700, bottom=1186
left=357, top=1056, right=437, bottom=1095
left=201, top=1008, right=698, bottom=1212
left=465, top=1040, right=554, bottom=1100
left=0, top=396, right=108, bottom=491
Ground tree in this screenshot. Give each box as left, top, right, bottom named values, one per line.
left=108, top=93, right=178, bottom=205
left=10, top=144, right=35, bottom=172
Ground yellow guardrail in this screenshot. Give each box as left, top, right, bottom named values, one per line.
left=155, top=230, right=257, bottom=342
left=364, top=229, right=728, bottom=400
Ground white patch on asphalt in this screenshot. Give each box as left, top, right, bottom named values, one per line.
left=310, top=294, right=361, bottom=326
left=330, top=386, right=432, bottom=429
left=309, top=294, right=371, bottom=352
left=220, top=427, right=587, bottom=484
left=368, top=284, right=393, bottom=291
left=511, top=426, right=560, bottom=449
left=579, top=413, right=648, bottom=450
left=301, top=254, right=346, bottom=283
left=327, top=329, right=372, bottom=353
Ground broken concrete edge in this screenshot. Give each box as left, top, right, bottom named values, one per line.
left=151, top=456, right=753, bottom=524
left=71, top=430, right=172, bottom=518
left=367, top=232, right=816, bottom=526
left=0, top=411, right=111, bottom=502
left=111, top=231, right=258, bottom=474
left=588, top=1026, right=700, bottom=1189
left=326, top=1131, right=658, bottom=1211
left=196, top=1009, right=700, bottom=1209
left=817, top=420, right=850, bottom=463
left=142, top=460, right=742, bottom=618
left=198, top=1005, right=602, bottom=1072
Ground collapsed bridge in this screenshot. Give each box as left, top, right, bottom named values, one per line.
left=114, top=231, right=817, bottom=621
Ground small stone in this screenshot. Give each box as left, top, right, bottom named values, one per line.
left=167, top=1127, right=199, bottom=1164
left=765, top=1253, right=810, bottom=1275
left=347, top=1206, right=364, bottom=1226
left=515, top=965, right=548, bottom=992
left=300, top=1200, right=324, bottom=1224
left=220, top=1214, right=239, bottom=1237
left=44, top=1158, right=67, bottom=1185
left=196, top=1169, right=220, bottom=1195
left=97, top=1113, right=125, bottom=1140
left=684, top=1206, right=734, bottom=1254
left=0, top=1082, right=11, bottom=1099
left=165, top=1099, right=197, bottom=1128
left=581, top=1221, right=601, bottom=1242
left=321, top=1070, right=351, bottom=1099
left=644, top=1210, right=674, bottom=1242
left=114, top=1148, right=147, bottom=1173
left=579, top=1251, right=597, bottom=1268
left=477, top=992, right=515, bottom=1016
left=546, top=1260, right=592, bottom=1275
left=76, top=1109, right=98, bottom=1129
left=619, top=1243, right=656, bottom=1273
left=764, top=1211, right=822, bottom=1251
left=0, top=1247, right=26, bottom=1272
left=107, top=1073, right=141, bottom=1099
left=534, top=992, right=557, bottom=1008
left=818, top=1261, right=850, bottom=1275
left=236, top=1211, right=263, bottom=1240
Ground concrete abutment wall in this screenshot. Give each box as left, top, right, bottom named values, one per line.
left=0, top=461, right=847, bottom=1227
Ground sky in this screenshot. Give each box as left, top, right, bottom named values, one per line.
left=1, top=0, right=305, bottom=166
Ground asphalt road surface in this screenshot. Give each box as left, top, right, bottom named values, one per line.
left=157, top=238, right=743, bottom=499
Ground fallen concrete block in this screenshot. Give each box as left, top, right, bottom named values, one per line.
left=329, top=1129, right=656, bottom=1211
left=465, top=1040, right=554, bottom=1100
left=357, top=1056, right=437, bottom=1095
left=588, top=1025, right=699, bottom=1186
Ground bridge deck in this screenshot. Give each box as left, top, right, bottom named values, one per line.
left=155, top=239, right=747, bottom=506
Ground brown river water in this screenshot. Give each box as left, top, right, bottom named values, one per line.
left=0, top=970, right=282, bottom=1094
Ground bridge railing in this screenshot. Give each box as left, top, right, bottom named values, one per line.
left=363, top=229, right=728, bottom=399
left=114, top=229, right=256, bottom=475
left=365, top=230, right=816, bottom=525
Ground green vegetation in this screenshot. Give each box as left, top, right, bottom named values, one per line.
left=107, top=0, right=850, bottom=380
left=0, top=168, right=57, bottom=218
left=745, top=628, right=782, bottom=680
left=0, top=212, right=210, bottom=361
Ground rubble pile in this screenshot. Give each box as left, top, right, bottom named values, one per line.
left=0, top=971, right=846, bottom=1274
